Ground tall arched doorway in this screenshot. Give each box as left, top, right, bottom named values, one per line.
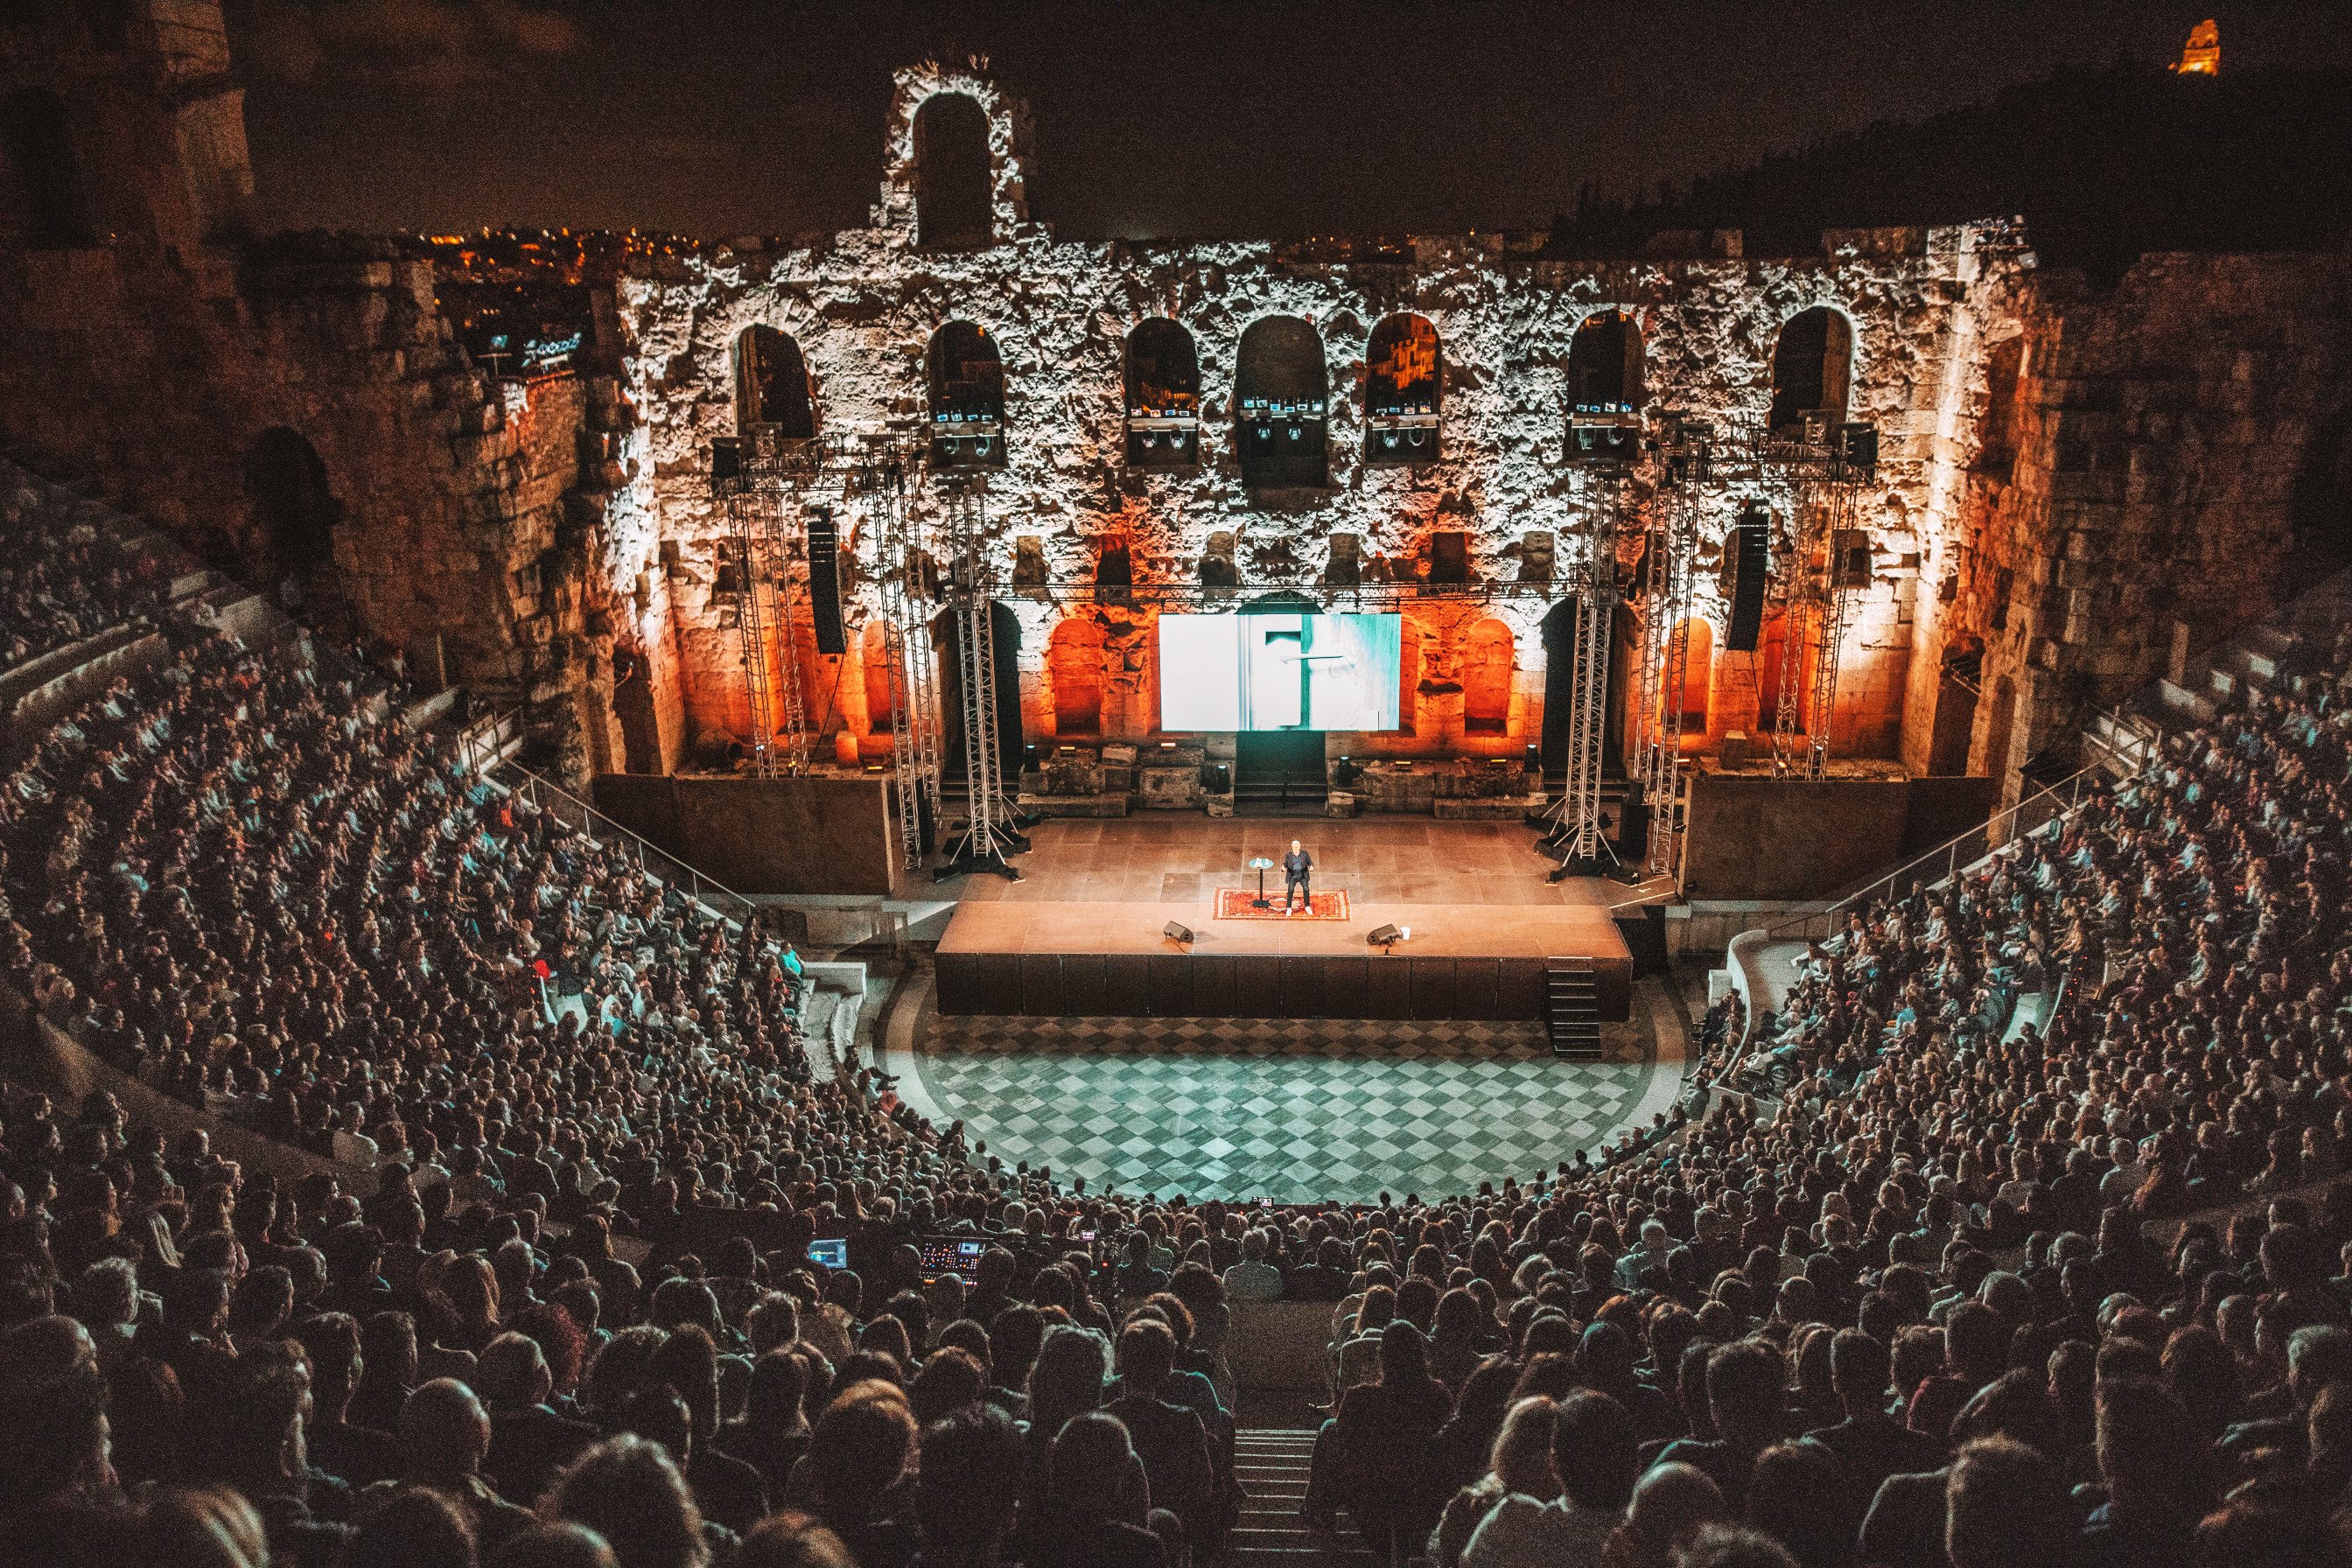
left=927, top=320, right=1008, bottom=470
left=1363, top=312, right=1441, bottom=465
left=243, top=428, right=340, bottom=594
left=1567, top=309, right=1644, bottom=415
left=2, top=88, right=90, bottom=246
left=938, top=601, right=1023, bottom=781
left=1047, top=616, right=1105, bottom=736
left=1539, top=598, right=1626, bottom=772
left=1461, top=618, right=1515, bottom=734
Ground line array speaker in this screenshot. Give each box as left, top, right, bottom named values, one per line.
left=806, top=506, right=846, bottom=656
left=1726, top=503, right=1770, bottom=653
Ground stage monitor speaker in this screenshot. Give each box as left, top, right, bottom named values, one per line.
left=1163, top=921, right=1194, bottom=945
left=1367, top=923, right=1402, bottom=947
left=1428, top=530, right=1470, bottom=584
left=1726, top=504, right=1770, bottom=653
left=1616, top=794, right=1651, bottom=860
left=806, top=506, right=847, bottom=656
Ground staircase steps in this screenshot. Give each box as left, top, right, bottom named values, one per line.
left=1231, top=1428, right=1383, bottom=1565
left=1545, top=960, right=1604, bottom=1060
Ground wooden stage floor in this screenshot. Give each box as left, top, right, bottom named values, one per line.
left=934, top=818, right=1634, bottom=1020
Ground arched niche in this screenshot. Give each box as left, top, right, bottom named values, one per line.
left=1046, top=616, right=1106, bottom=735
left=2, top=88, right=90, bottom=246
left=1232, top=316, right=1328, bottom=488
left=1124, top=318, right=1200, bottom=471
left=1363, top=312, right=1441, bottom=465
left=914, top=92, right=993, bottom=250
left=243, top=428, right=339, bottom=572
left=1768, top=305, right=1854, bottom=438
left=926, top=320, right=1007, bottom=470
left=861, top=620, right=895, bottom=732
left=732, top=326, right=816, bottom=440
left=1461, top=618, right=1516, bottom=734
left=1675, top=618, right=1713, bottom=732
left=1566, top=309, right=1644, bottom=416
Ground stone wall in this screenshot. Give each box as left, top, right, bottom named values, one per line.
left=612, top=66, right=2030, bottom=774
left=7, top=22, right=2348, bottom=817
left=1904, top=251, right=2352, bottom=802
left=0, top=4, right=625, bottom=780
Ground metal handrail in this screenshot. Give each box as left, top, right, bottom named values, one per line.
left=492, top=763, right=766, bottom=934
left=450, top=714, right=767, bottom=934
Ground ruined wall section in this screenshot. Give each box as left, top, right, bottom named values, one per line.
left=614, top=218, right=1997, bottom=766
left=1908, top=250, right=2352, bottom=804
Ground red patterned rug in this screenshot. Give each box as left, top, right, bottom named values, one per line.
left=1215, top=888, right=1351, bottom=921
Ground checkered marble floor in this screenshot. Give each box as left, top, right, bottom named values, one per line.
left=909, top=1010, right=1661, bottom=1203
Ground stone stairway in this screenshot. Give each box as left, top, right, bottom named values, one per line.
left=1232, top=1429, right=1384, bottom=1566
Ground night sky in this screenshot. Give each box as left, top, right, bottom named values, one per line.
left=228, top=1, right=2352, bottom=241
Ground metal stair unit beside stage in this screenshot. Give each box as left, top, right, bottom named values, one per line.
left=1546, top=960, right=1605, bottom=1059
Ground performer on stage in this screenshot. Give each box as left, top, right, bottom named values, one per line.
left=1283, top=839, right=1312, bottom=914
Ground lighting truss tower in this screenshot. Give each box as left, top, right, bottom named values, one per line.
left=1539, top=464, right=1625, bottom=880
left=1633, top=417, right=1711, bottom=879
left=1755, top=416, right=1875, bottom=781
left=853, top=444, right=944, bottom=872
left=934, top=478, right=1029, bottom=880
left=717, top=427, right=814, bottom=777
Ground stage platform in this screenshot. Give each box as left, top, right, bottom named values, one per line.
left=934, top=819, right=1634, bottom=1022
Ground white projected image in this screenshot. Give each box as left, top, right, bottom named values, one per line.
left=1159, top=612, right=1403, bottom=731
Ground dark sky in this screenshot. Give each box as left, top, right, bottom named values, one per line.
left=228, top=1, right=2352, bottom=240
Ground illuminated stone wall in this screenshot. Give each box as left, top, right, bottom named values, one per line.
left=612, top=65, right=2031, bottom=774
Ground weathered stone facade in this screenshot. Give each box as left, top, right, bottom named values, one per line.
left=612, top=64, right=2043, bottom=778
left=0, top=3, right=624, bottom=778
left=6, top=24, right=2348, bottom=811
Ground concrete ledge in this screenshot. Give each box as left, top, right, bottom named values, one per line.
left=1015, top=792, right=1130, bottom=818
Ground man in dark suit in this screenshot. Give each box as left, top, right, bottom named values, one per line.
left=1283, top=840, right=1312, bottom=914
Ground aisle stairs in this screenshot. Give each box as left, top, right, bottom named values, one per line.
left=1546, top=961, right=1604, bottom=1059
left=1232, top=1428, right=1385, bottom=1566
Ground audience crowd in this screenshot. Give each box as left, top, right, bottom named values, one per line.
left=3, top=583, right=2352, bottom=1567
left=0, top=464, right=172, bottom=676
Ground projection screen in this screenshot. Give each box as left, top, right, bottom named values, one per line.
left=1158, top=612, right=1403, bottom=731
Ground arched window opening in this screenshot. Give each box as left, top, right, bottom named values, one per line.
left=243, top=429, right=339, bottom=570
left=1976, top=335, right=2024, bottom=479
left=1233, top=316, right=1328, bottom=488
left=1984, top=675, right=2019, bottom=786
left=1363, top=312, right=1441, bottom=465
left=1462, top=619, right=1515, bottom=734
left=1564, top=310, right=1644, bottom=464
left=1047, top=617, right=1105, bottom=736
left=914, top=92, right=993, bottom=250
left=1397, top=618, right=1423, bottom=737
left=862, top=620, right=895, bottom=733
left=732, top=326, right=816, bottom=440
left=1674, top=618, right=1712, bottom=732
left=1768, top=306, right=1853, bottom=438
left=926, top=320, right=1007, bottom=470
left=1124, top=318, right=1200, bottom=470
left=1566, top=309, right=1644, bottom=416
left=3, top=88, right=91, bottom=247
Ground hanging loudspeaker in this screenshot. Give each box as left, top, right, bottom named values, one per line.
left=806, top=506, right=847, bottom=656
left=1726, top=504, right=1770, bottom=654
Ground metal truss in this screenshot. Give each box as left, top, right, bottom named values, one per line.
left=858, top=455, right=944, bottom=872
left=721, top=483, right=809, bottom=777
left=1633, top=418, right=1712, bottom=879
left=1537, top=465, right=1624, bottom=879
left=934, top=479, right=1030, bottom=881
